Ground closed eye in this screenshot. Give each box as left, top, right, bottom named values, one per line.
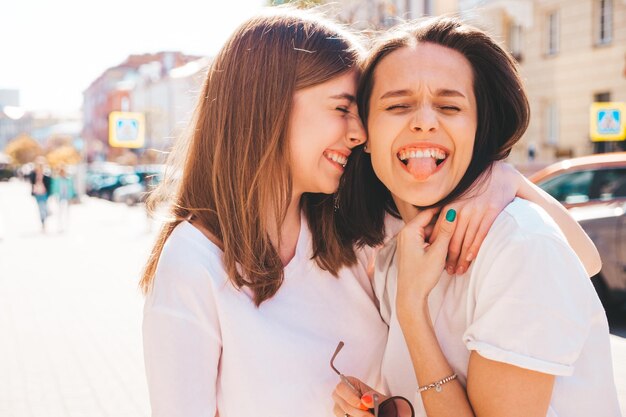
left=336, top=106, right=350, bottom=114
left=385, top=104, right=411, bottom=111
left=439, top=106, right=461, bottom=112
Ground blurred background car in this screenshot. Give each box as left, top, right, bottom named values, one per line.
left=112, top=165, right=164, bottom=206
left=529, top=152, right=626, bottom=311
left=529, top=152, right=626, bottom=208
left=112, top=182, right=145, bottom=206
left=87, top=172, right=141, bottom=201
left=0, top=153, right=15, bottom=181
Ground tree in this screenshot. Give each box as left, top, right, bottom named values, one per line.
left=46, top=145, right=81, bottom=168
left=267, top=0, right=324, bottom=7
left=4, top=134, right=43, bottom=165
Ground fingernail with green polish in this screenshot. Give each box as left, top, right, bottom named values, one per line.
left=445, top=209, right=457, bottom=222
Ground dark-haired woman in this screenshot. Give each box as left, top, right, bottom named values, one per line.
left=332, top=17, right=619, bottom=417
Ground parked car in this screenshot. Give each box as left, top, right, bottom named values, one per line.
left=87, top=172, right=141, bottom=201
left=0, top=153, right=14, bottom=181
left=0, top=165, right=14, bottom=181
left=113, top=182, right=146, bottom=206
left=112, top=165, right=163, bottom=206
left=529, top=152, right=626, bottom=309
left=86, top=163, right=135, bottom=197
left=528, top=152, right=626, bottom=208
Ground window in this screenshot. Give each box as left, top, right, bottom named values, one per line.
left=121, top=97, right=130, bottom=112
left=595, top=92, right=612, bottom=103
left=592, top=168, right=626, bottom=200
left=539, top=170, right=593, bottom=204
left=596, top=0, right=613, bottom=45
left=545, top=102, right=559, bottom=146
left=546, top=11, right=559, bottom=56
left=423, top=0, right=433, bottom=16
left=539, top=168, right=626, bottom=204
left=508, top=23, right=523, bottom=61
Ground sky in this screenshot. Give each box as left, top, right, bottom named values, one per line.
left=1, top=0, right=267, bottom=114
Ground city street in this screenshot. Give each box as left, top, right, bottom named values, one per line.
left=0, top=179, right=625, bottom=416
left=0, top=180, right=153, bottom=417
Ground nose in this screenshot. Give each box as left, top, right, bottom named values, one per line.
left=345, top=113, right=366, bottom=148
left=410, top=107, right=438, bottom=133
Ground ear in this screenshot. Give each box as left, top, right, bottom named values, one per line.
left=363, top=141, right=371, bottom=154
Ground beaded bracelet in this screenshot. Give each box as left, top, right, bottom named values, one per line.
left=417, top=373, right=458, bottom=393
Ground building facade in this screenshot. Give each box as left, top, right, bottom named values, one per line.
left=328, top=0, right=626, bottom=163
left=81, top=52, right=200, bottom=161
left=458, top=0, right=626, bottom=163
left=130, top=57, right=210, bottom=153
left=328, top=0, right=457, bottom=28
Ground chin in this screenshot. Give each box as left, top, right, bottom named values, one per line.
left=394, top=184, right=446, bottom=208
left=318, top=182, right=340, bottom=195
left=405, top=197, right=439, bottom=207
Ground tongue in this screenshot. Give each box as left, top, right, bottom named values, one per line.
left=406, top=157, right=437, bottom=180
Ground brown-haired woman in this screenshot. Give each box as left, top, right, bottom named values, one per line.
left=332, top=17, right=618, bottom=417
left=140, top=9, right=389, bottom=416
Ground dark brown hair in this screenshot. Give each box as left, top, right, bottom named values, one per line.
left=140, top=8, right=363, bottom=306
left=337, top=16, right=530, bottom=248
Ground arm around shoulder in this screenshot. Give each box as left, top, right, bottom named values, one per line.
left=515, top=174, right=601, bottom=276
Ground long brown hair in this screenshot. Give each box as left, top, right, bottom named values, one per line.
left=338, top=17, right=531, bottom=248
left=140, top=8, right=363, bottom=306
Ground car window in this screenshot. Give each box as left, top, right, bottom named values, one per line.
left=591, top=168, right=626, bottom=200
left=539, top=170, right=594, bottom=204
left=539, top=167, right=626, bottom=204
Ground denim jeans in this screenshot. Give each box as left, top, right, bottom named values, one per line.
left=34, top=194, right=48, bottom=225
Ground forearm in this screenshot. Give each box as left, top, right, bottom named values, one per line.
left=516, top=176, right=601, bottom=276
left=397, top=301, right=475, bottom=417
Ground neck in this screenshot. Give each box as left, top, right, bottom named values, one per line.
left=269, top=192, right=303, bottom=266
left=392, top=193, right=419, bottom=224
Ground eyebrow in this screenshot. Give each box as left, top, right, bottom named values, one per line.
left=379, top=88, right=466, bottom=100
left=330, top=93, right=356, bottom=102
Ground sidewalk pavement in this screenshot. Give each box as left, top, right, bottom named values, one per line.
left=0, top=180, right=153, bottom=417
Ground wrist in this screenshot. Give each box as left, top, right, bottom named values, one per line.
left=396, top=295, right=430, bottom=322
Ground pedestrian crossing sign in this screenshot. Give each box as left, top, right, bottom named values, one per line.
left=109, top=111, right=146, bottom=148
left=590, top=102, right=626, bottom=142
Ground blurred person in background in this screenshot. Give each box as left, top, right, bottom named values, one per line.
left=29, top=156, right=52, bottom=232
left=51, top=165, right=75, bottom=232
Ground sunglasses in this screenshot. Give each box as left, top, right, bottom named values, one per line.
left=330, top=341, right=415, bottom=417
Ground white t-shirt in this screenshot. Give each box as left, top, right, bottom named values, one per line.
left=143, top=216, right=388, bottom=417
left=375, top=198, right=621, bottom=417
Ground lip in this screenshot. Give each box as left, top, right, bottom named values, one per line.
left=325, top=149, right=351, bottom=159
left=395, top=142, right=451, bottom=155
left=324, top=149, right=351, bottom=172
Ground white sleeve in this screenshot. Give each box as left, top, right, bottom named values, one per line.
left=463, top=232, right=594, bottom=376
left=142, top=235, right=222, bottom=417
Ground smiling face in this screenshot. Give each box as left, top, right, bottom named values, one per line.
left=366, top=43, right=477, bottom=207
left=287, top=70, right=366, bottom=196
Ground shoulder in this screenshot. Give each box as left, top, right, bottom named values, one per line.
left=152, top=222, right=226, bottom=296
left=470, top=198, right=590, bottom=300
left=145, top=222, right=226, bottom=338
left=484, top=197, right=569, bottom=250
